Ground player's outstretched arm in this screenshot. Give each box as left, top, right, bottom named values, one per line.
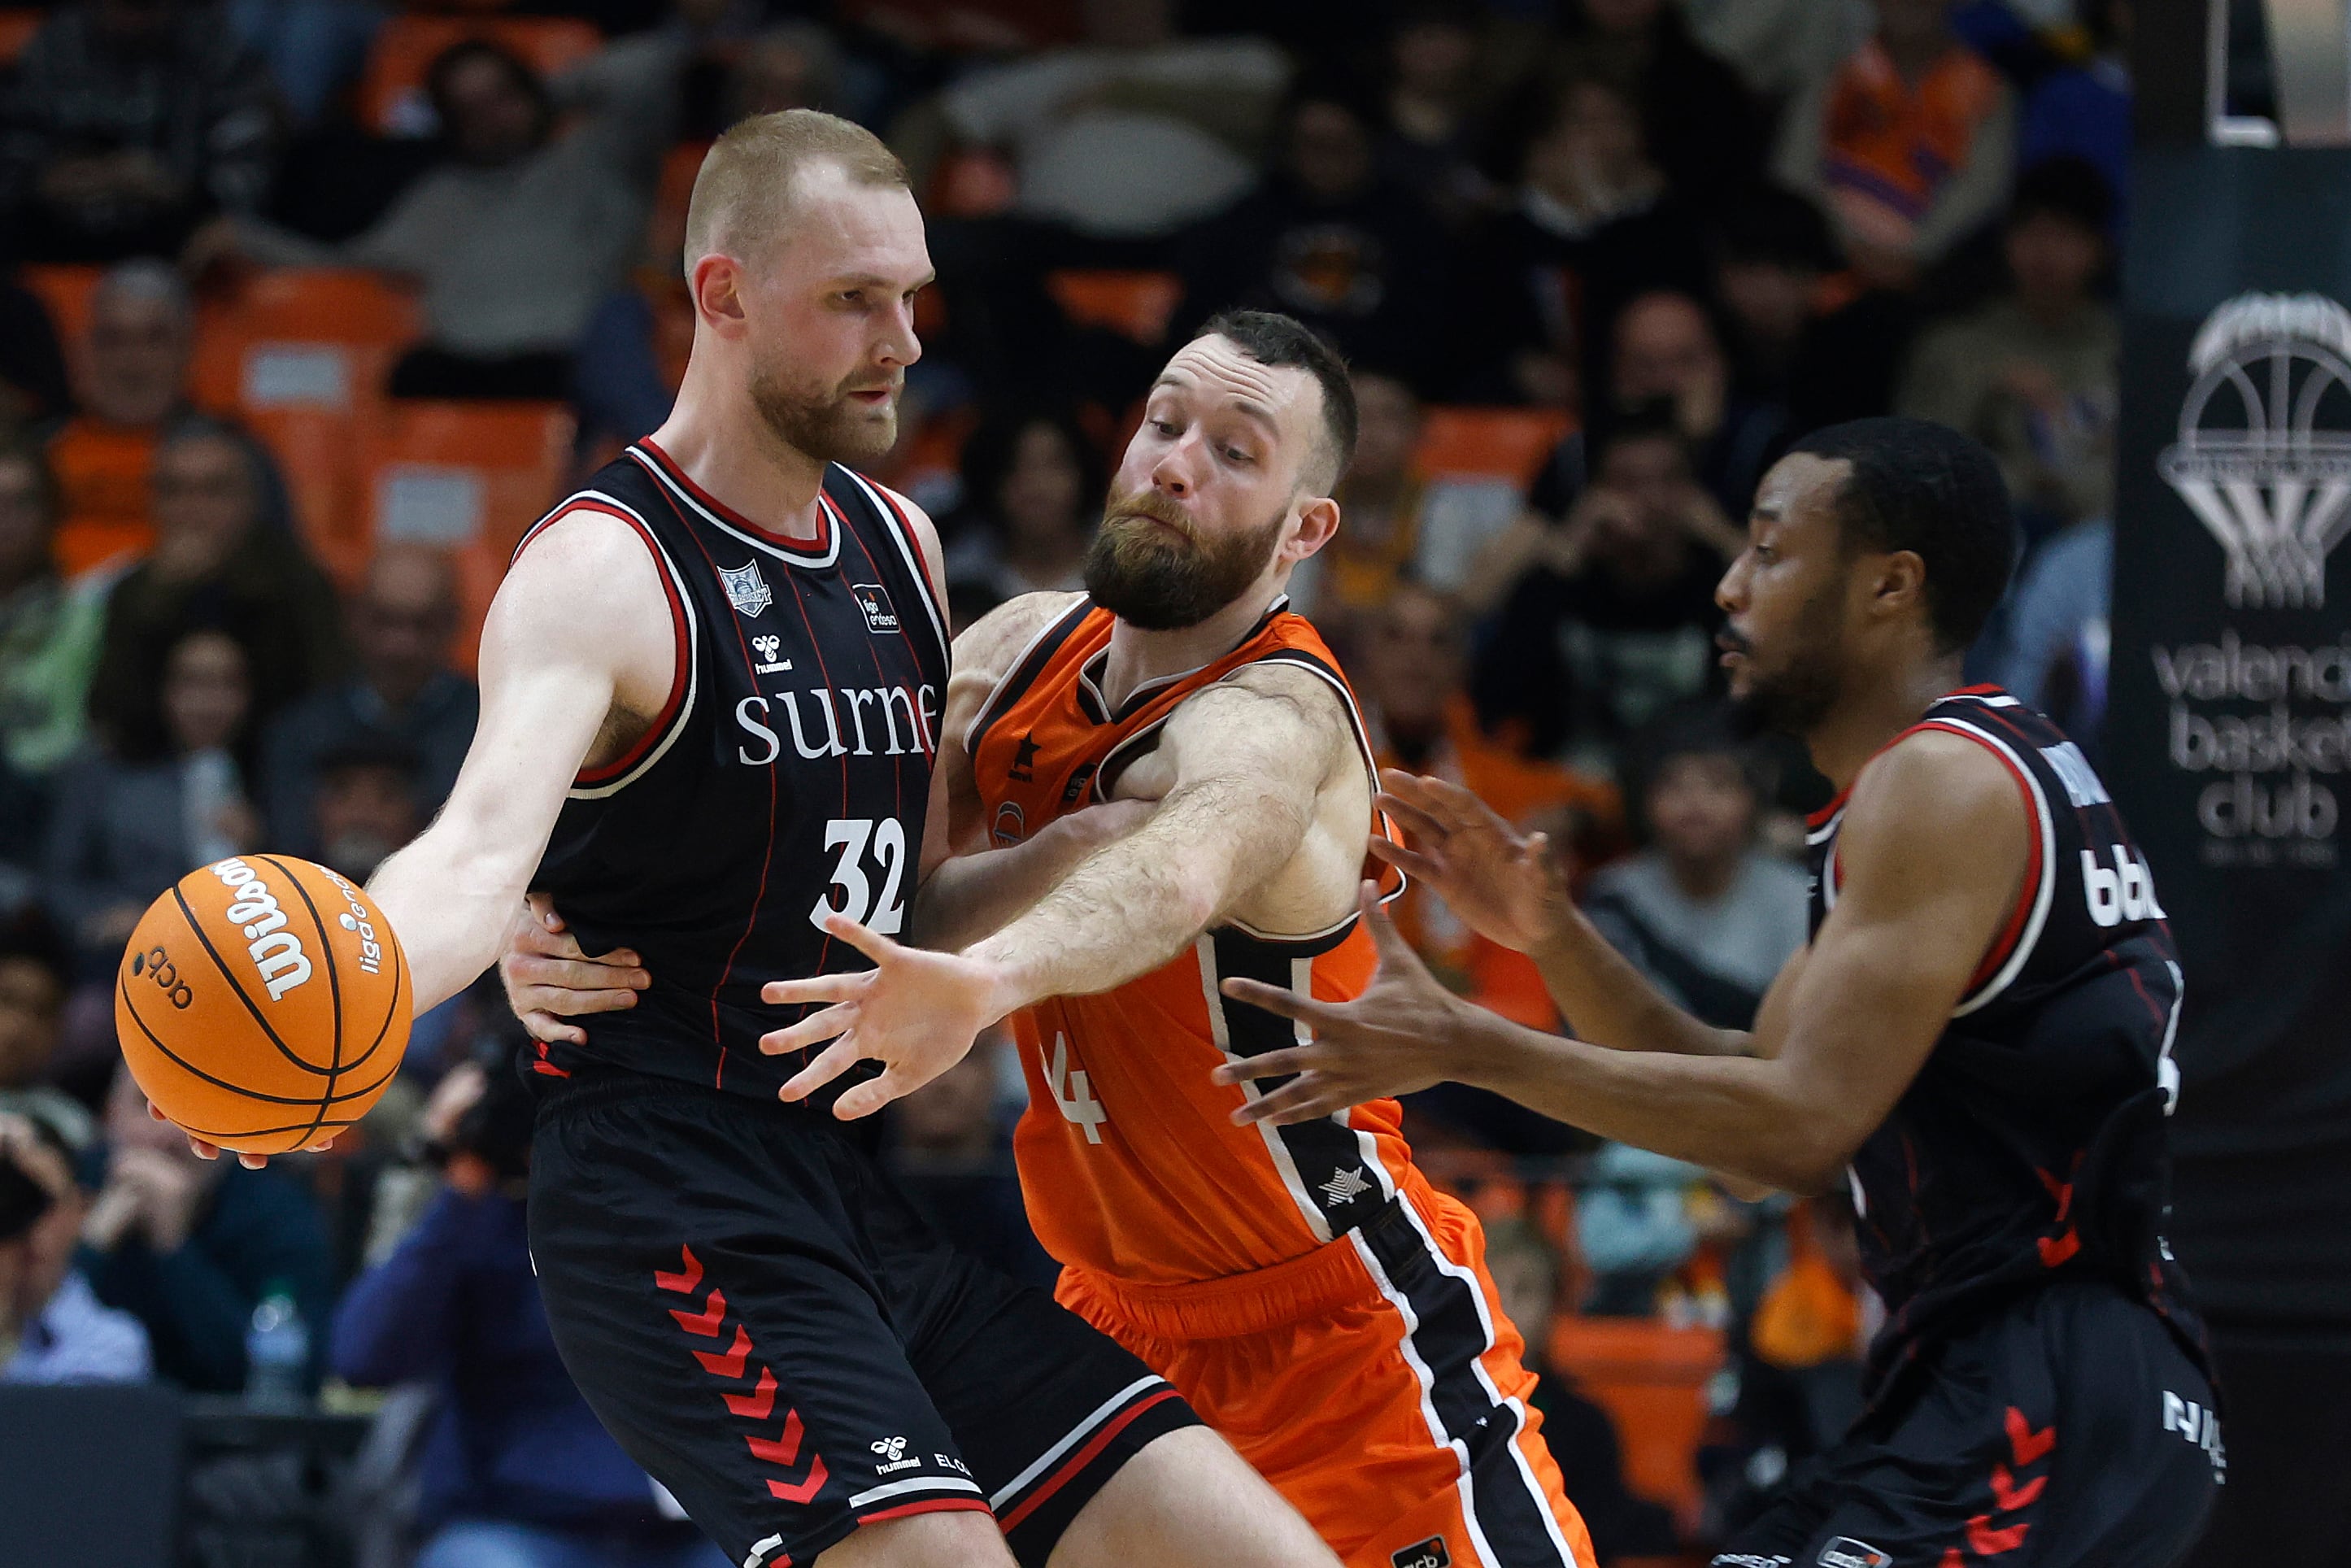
left=758, top=664, right=1347, bottom=1118
left=1222, top=732, right=2029, bottom=1193
left=368, top=512, right=676, bottom=1016
left=1374, top=769, right=1751, bottom=1058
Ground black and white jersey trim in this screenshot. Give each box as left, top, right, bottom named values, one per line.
left=986, top=1374, right=1172, bottom=1513
left=836, top=469, right=951, bottom=674
left=628, top=446, right=847, bottom=571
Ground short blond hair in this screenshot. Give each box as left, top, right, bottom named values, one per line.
left=682, top=109, right=908, bottom=272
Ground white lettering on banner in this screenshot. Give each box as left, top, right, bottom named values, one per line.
left=1044, top=1034, right=1108, bottom=1143
left=207, top=859, right=313, bottom=1001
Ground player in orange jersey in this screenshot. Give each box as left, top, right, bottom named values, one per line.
left=508, top=311, right=1596, bottom=1568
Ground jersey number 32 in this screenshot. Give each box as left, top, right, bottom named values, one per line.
left=811, top=817, right=908, bottom=934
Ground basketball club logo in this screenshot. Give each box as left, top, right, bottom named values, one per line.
left=719, top=560, right=773, bottom=618
left=2159, top=292, right=2351, bottom=608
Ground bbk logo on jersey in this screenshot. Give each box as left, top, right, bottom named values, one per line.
left=1818, top=1540, right=1890, bottom=1568
left=852, top=582, right=899, bottom=634
left=720, top=560, right=772, bottom=618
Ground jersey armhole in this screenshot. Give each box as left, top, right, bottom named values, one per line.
left=520, top=498, right=696, bottom=793
left=1224, top=648, right=1408, bottom=912
left=1910, top=718, right=2055, bottom=1008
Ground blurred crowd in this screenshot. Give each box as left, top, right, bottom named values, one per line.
left=0, top=0, right=2132, bottom=1561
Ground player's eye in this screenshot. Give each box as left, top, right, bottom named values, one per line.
left=1223, top=446, right=1254, bottom=465
left=1151, top=419, right=1178, bottom=437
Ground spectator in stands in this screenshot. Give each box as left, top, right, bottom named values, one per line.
left=943, top=412, right=1102, bottom=623
left=1550, top=0, right=1769, bottom=211
left=1681, top=0, right=1873, bottom=107
left=0, top=437, right=110, bottom=783
left=0, top=276, right=71, bottom=425
left=1288, top=372, right=1518, bottom=642
left=1173, top=84, right=1454, bottom=392
left=1774, top=0, right=2016, bottom=281
left=311, top=733, right=422, bottom=882
left=81, top=1062, right=333, bottom=1393
left=261, top=546, right=474, bottom=857
left=1607, top=291, right=1787, bottom=520
left=1574, top=1141, right=1715, bottom=1315
left=2019, top=0, right=2131, bottom=233
left=0, top=912, right=94, bottom=1153
left=337, top=1051, right=726, bottom=1567
left=0, top=0, right=282, bottom=263
left=1582, top=708, right=1809, bottom=1030
left=1985, top=515, right=2110, bottom=748
left=1896, top=157, right=2117, bottom=541
left=931, top=0, right=1287, bottom=242
left=207, top=37, right=676, bottom=403
left=884, top=1033, right=1057, bottom=1289
left=1460, top=75, right=1709, bottom=408
left=1376, top=7, right=1495, bottom=226
left=47, top=625, right=260, bottom=967
left=85, top=416, right=346, bottom=750
left=220, top=0, right=382, bottom=129
left=46, top=261, right=198, bottom=579
left=1468, top=407, right=1737, bottom=768
left=1711, top=186, right=1839, bottom=409
left=1355, top=581, right=1617, bottom=1023
left=1, top=1108, right=150, bottom=1383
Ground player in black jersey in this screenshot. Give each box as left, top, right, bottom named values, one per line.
left=1210, top=418, right=2223, bottom=1568
left=152, top=111, right=1338, bottom=1568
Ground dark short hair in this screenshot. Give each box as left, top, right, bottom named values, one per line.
left=957, top=408, right=1105, bottom=532
left=1590, top=397, right=1691, bottom=472
left=316, top=731, right=422, bottom=786
left=1192, top=310, right=1359, bottom=490
left=0, top=907, right=69, bottom=986
left=1623, top=703, right=1761, bottom=841
left=2009, top=155, right=2113, bottom=237
left=1788, top=417, right=2017, bottom=653
left=1714, top=184, right=1839, bottom=272
left=426, top=38, right=553, bottom=146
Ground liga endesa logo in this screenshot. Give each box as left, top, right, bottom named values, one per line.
left=2160, top=292, right=2351, bottom=609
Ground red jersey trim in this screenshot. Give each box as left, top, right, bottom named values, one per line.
left=1913, top=718, right=2051, bottom=1000
left=634, top=438, right=836, bottom=560
left=514, top=496, right=696, bottom=794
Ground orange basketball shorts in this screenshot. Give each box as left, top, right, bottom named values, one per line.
left=1055, top=1186, right=1596, bottom=1568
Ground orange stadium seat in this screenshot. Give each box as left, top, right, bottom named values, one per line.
left=186, top=269, right=424, bottom=582
left=360, top=400, right=576, bottom=672
left=1548, top=1316, right=1723, bottom=1528
left=1415, top=407, right=1575, bottom=485
left=20, top=264, right=101, bottom=348
left=1046, top=270, right=1182, bottom=346
left=359, top=15, right=603, bottom=135
left=0, top=10, right=40, bottom=64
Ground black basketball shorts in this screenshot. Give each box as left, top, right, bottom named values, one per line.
left=1713, top=1281, right=2222, bottom=1568
left=527, top=1069, right=1201, bottom=1568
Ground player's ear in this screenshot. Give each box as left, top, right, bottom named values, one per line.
left=1286, top=492, right=1343, bottom=565
left=690, top=253, right=749, bottom=337
left=1872, top=547, right=1930, bottom=627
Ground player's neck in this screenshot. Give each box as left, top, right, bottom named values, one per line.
left=1099, top=587, right=1285, bottom=710
left=647, top=381, right=830, bottom=542
left=1806, top=654, right=1968, bottom=791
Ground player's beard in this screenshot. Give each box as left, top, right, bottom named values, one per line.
left=1725, top=582, right=1848, bottom=739
left=1082, top=488, right=1287, bottom=631
left=749, top=359, right=899, bottom=466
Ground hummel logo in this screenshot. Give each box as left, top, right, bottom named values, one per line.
left=870, top=1436, right=907, bottom=1462
left=751, top=634, right=792, bottom=674
left=1320, top=1166, right=1375, bottom=1204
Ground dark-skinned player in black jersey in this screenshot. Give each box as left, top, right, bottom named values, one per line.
left=147, top=110, right=1339, bottom=1568
left=1208, top=419, right=2224, bottom=1568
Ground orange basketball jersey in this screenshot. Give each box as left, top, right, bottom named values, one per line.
left=968, top=596, right=1414, bottom=1287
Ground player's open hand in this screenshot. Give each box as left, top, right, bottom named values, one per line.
left=1210, top=882, right=1469, bottom=1126
left=500, top=894, right=650, bottom=1047
left=1371, top=770, right=1570, bottom=954
left=761, top=916, right=1006, bottom=1119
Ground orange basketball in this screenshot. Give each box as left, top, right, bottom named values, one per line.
left=115, top=855, right=412, bottom=1156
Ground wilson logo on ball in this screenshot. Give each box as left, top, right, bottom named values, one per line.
left=211, top=857, right=315, bottom=1001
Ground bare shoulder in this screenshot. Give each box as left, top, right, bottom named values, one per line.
left=1165, top=658, right=1350, bottom=767
left=1838, top=726, right=2031, bottom=891
left=487, top=505, right=674, bottom=679
left=949, top=590, right=1086, bottom=686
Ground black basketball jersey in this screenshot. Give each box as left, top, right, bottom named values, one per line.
left=1805, top=686, right=2207, bottom=1400
left=520, top=441, right=949, bottom=1100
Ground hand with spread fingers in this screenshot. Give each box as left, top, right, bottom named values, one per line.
left=1369, top=769, right=1572, bottom=954
left=760, top=914, right=1008, bottom=1120
left=1211, top=882, right=1478, bottom=1126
